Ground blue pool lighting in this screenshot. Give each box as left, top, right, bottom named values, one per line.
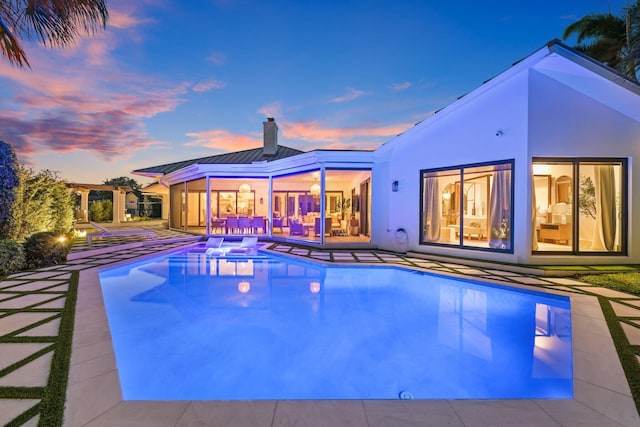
left=98, top=247, right=573, bottom=400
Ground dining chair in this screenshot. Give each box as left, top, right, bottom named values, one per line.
left=225, top=216, right=239, bottom=234
left=238, top=216, right=252, bottom=234
left=252, top=216, right=266, bottom=234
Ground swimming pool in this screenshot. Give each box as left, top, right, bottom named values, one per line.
left=98, top=247, right=573, bottom=400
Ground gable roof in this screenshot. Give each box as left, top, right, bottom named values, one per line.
left=132, top=145, right=305, bottom=177
left=378, top=39, right=640, bottom=150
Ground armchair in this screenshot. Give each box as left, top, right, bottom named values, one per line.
left=289, top=218, right=306, bottom=236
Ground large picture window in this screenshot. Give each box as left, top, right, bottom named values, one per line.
left=420, top=160, right=514, bottom=252
left=532, top=158, right=626, bottom=255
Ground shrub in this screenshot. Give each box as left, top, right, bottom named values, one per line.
left=0, top=239, right=25, bottom=276
left=0, top=141, right=19, bottom=239
left=90, top=200, right=113, bottom=222
left=24, top=232, right=70, bottom=269
left=11, top=167, right=75, bottom=240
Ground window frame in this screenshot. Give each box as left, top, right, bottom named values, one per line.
left=419, top=159, right=515, bottom=253
left=531, top=157, right=628, bottom=256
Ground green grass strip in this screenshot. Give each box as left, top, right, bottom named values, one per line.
left=0, top=344, right=55, bottom=378
left=4, top=313, right=61, bottom=338
left=578, top=273, right=640, bottom=297
left=38, top=271, right=78, bottom=427
left=5, top=401, right=41, bottom=427
left=599, top=297, right=640, bottom=413
left=0, top=386, right=45, bottom=399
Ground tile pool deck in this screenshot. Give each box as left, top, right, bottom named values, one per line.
left=1, top=229, right=639, bottom=426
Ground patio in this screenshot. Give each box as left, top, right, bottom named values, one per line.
left=0, top=225, right=639, bottom=426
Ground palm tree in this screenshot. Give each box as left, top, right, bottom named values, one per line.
left=563, top=1, right=639, bottom=81
left=0, top=0, right=108, bottom=68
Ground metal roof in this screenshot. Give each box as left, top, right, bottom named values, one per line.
left=132, top=145, right=305, bottom=176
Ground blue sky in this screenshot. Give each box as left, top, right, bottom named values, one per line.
left=0, top=0, right=628, bottom=185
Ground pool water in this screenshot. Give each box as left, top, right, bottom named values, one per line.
left=98, top=247, right=573, bottom=400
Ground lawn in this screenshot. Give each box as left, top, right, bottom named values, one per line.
left=578, top=272, right=640, bottom=296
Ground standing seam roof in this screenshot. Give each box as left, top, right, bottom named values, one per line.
left=132, top=145, right=305, bottom=176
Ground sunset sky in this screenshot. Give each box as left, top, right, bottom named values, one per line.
left=0, top=0, right=627, bottom=185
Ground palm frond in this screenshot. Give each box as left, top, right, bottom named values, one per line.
left=562, top=13, right=626, bottom=44
left=0, top=15, right=30, bottom=67
left=21, top=0, right=108, bottom=47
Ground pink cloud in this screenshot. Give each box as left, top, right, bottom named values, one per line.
left=108, top=10, right=153, bottom=29
left=0, top=3, right=189, bottom=164
left=257, top=102, right=282, bottom=118
left=193, top=79, right=227, bottom=92
left=185, top=129, right=261, bottom=151
left=282, top=120, right=412, bottom=149
left=329, top=87, right=368, bottom=103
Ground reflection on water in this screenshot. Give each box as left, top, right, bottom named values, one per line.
left=99, top=248, right=573, bottom=400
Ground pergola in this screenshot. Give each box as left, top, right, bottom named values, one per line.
left=67, top=183, right=133, bottom=224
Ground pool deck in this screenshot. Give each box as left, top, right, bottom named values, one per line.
left=1, top=227, right=639, bottom=426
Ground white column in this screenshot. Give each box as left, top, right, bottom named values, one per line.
left=120, top=192, right=127, bottom=222
left=162, top=194, right=169, bottom=220
left=80, top=190, right=89, bottom=222
left=112, top=190, right=121, bottom=224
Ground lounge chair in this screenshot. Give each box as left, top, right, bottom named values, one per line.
left=87, top=222, right=155, bottom=246
left=229, top=237, right=259, bottom=253
left=204, top=237, right=229, bottom=256
left=206, top=236, right=224, bottom=248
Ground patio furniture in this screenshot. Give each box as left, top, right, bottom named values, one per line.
left=238, top=216, right=251, bottom=234
left=225, top=216, right=239, bottom=233
left=210, top=218, right=226, bottom=233
left=314, top=217, right=332, bottom=237
left=289, top=219, right=306, bottom=236
left=272, top=216, right=284, bottom=233
left=87, top=222, right=155, bottom=246
left=252, top=216, right=266, bottom=234
left=229, top=236, right=259, bottom=253
left=206, top=236, right=224, bottom=248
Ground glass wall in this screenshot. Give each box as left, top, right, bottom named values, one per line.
left=271, top=169, right=372, bottom=243
left=325, top=169, right=371, bottom=243
left=169, top=177, right=269, bottom=235
left=532, top=158, right=626, bottom=254
left=208, top=177, right=269, bottom=235
left=272, top=170, right=322, bottom=242
left=421, top=160, right=514, bottom=252
left=169, top=182, right=185, bottom=229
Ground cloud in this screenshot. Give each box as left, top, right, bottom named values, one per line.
left=193, top=79, right=227, bottom=92
left=0, top=3, right=185, bottom=164
left=108, top=10, right=153, bottom=29
left=185, top=129, right=261, bottom=151
left=257, top=102, right=282, bottom=118
left=282, top=119, right=412, bottom=149
left=206, top=51, right=227, bottom=65
left=389, top=81, right=412, bottom=91
left=329, top=87, right=368, bottom=103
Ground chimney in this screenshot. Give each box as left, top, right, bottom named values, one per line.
left=263, top=117, right=278, bottom=156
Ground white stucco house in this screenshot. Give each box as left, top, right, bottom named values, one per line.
left=134, top=40, right=640, bottom=266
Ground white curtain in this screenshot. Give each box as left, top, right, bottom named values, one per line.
left=423, top=177, right=441, bottom=242
left=592, top=165, right=616, bottom=251
left=531, top=175, right=538, bottom=251
left=489, top=169, right=512, bottom=249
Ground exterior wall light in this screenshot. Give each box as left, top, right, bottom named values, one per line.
left=392, top=181, right=399, bottom=192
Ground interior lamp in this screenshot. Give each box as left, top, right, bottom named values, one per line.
left=309, top=281, right=321, bottom=294
left=238, top=183, right=251, bottom=193
left=238, top=281, right=251, bottom=294
left=310, top=183, right=321, bottom=195
left=442, top=191, right=451, bottom=201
